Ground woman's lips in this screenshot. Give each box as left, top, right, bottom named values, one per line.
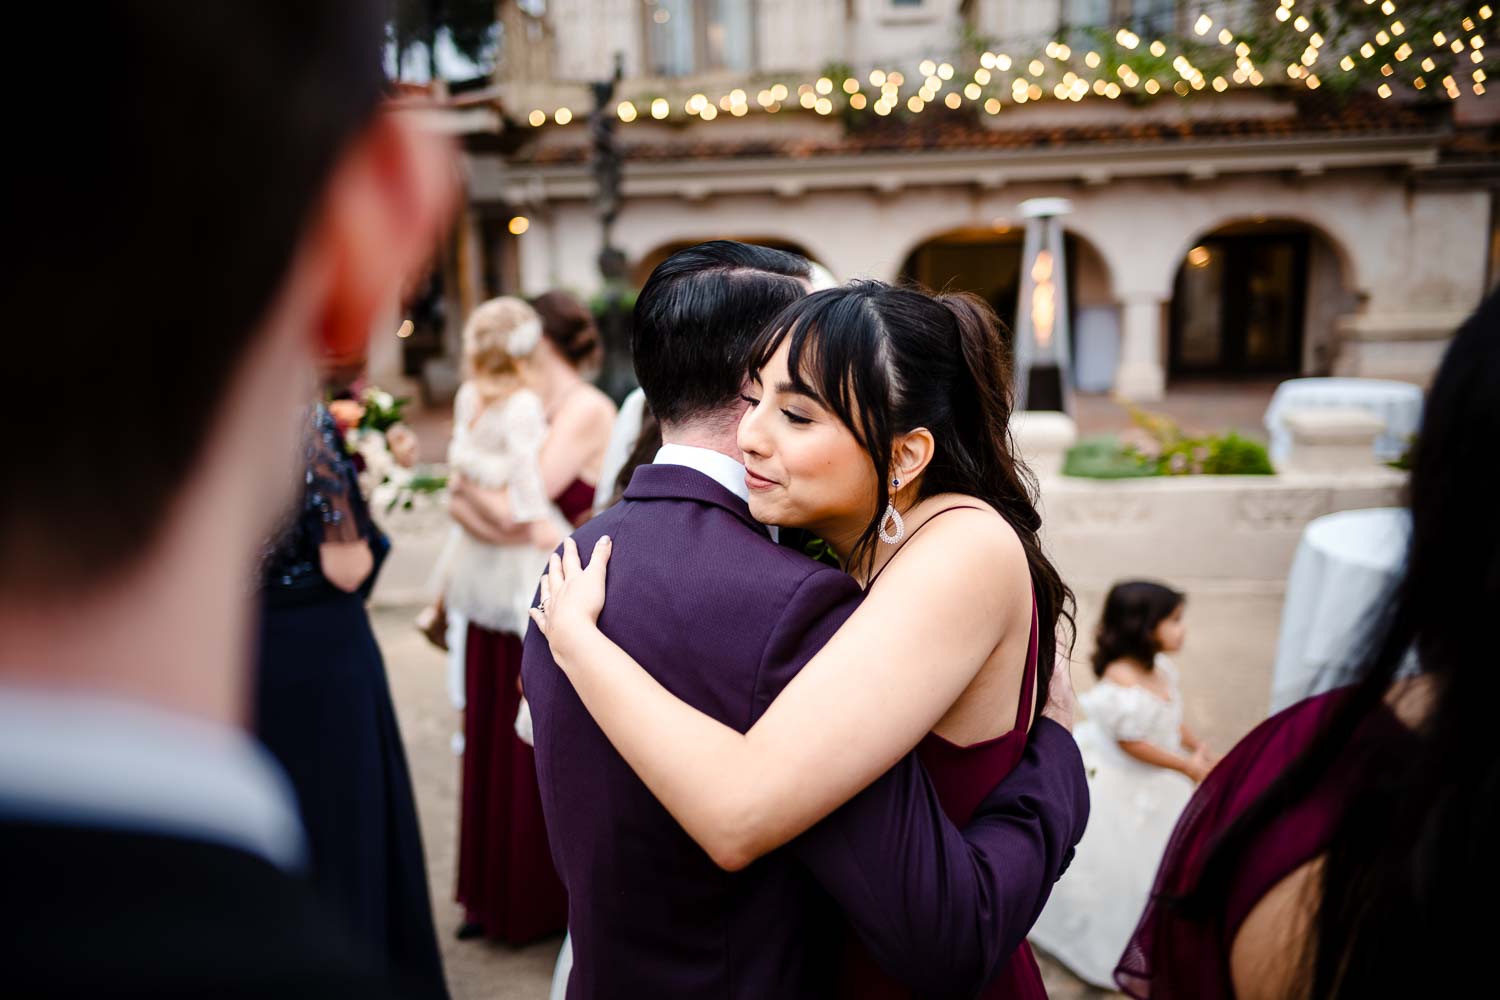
left=745, top=468, right=779, bottom=491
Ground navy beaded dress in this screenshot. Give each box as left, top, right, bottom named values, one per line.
left=256, top=406, right=448, bottom=999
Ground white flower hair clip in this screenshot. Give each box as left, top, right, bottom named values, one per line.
left=506, top=318, right=543, bottom=358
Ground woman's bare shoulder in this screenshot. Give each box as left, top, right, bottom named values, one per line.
left=908, top=494, right=1024, bottom=560
left=573, top=382, right=619, bottom=420
left=873, top=495, right=1027, bottom=610
left=552, top=383, right=617, bottom=438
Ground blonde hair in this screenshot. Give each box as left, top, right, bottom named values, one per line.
left=462, top=296, right=540, bottom=382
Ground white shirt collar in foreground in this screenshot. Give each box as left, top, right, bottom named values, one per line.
left=0, top=686, right=306, bottom=871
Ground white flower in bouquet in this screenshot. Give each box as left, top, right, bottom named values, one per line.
left=348, top=428, right=395, bottom=497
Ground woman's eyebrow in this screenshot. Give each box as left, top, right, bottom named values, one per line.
left=775, top=380, right=821, bottom=402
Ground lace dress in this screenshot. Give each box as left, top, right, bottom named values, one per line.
left=1028, top=655, right=1197, bottom=989
left=445, top=382, right=570, bottom=634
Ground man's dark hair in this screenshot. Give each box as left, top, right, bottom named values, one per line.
left=4, top=2, right=386, bottom=594
left=631, top=241, right=812, bottom=426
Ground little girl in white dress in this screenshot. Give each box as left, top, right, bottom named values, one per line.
left=1029, top=580, right=1216, bottom=989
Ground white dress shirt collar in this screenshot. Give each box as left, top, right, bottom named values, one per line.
left=654, top=443, right=752, bottom=504
left=653, top=443, right=778, bottom=541
left=0, top=686, right=306, bottom=871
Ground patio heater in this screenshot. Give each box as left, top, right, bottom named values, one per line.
left=1012, top=197, right=1075, bottom=415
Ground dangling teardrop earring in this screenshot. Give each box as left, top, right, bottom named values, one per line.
left=879, top=477, right=905, bottom=545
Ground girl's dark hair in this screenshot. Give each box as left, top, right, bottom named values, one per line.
left=1178, top=286, right=1500, bottom=997
left=748, top=280, right=1075, bottom=721
left=1090, top=581, right=1185, bottom=678
left=530, top=290, right=603, bottom=371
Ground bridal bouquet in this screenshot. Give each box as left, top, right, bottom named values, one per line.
left=327, top=386, right=446, bottom=508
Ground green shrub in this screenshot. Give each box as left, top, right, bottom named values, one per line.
left=1156, top=431, right=1273, bottom=476
left=1062, top=437, right=1158, bottom=479
left=1061, top=410, right=1274, bottom=479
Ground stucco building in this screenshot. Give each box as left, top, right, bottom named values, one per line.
left=424, top=0, right=1499, bottom=400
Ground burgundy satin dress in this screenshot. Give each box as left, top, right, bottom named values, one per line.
left=1115, top=688, right=1415, bottom=998
left=841, top=506, right=1048, bottom=999
left=455, top=479, right=595, bottom=944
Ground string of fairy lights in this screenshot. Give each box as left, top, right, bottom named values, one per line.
left=524, top=1, right=1492, bottom=129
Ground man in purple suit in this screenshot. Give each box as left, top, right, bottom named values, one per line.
left=522, top=241, right=1088, bottom=999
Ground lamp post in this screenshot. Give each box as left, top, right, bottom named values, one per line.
left=1012, top=197, right=1075, bottom=415
left=589, top=52, right=635, bottom=403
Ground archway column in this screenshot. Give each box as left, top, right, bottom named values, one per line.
left=1113, top=292, right=1167, bottom=401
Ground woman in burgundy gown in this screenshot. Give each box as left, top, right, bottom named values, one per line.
left=1117, top=287, right=1500, bottom=999
left=448, top=291, right=616, bottom=944
left=532, top=281, right=1072, bottom=996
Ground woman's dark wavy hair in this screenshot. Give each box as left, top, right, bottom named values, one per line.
left=1091, top=581, right=1184, bottom=678
left=1176, top=286, right=1500, bottom=997
left=747, top=280, right=1075, bottom=721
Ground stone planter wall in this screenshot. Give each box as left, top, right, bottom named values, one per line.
left=1039, top=467, right=1405, bottom=750
left=368, top=465, right=1405, bottom=749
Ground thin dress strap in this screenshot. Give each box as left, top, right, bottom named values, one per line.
left=1015, top=594, right=1040, bottom=730
left=865, top=505, right=984, bottom=590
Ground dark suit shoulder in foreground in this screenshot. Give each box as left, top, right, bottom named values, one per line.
left=0, top=820, right=403, bottom=999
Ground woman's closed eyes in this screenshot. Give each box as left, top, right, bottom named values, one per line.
left=741, top=391, right=813, bottom=426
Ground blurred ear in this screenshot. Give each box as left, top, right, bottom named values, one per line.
left=891, top=427, right=935, bottom=487
left=312, top=108, right=459, bottom=366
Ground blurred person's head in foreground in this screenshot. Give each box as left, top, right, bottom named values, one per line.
left=0, top=2, right=455, bottom=721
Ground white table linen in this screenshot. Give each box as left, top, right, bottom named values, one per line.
left=1270, top=507, right=1410, bottom=713
left=1264, top=377, right=1422, bottom=465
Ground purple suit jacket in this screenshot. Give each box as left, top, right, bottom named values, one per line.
left=522, top=464, right=1088, bottom=1000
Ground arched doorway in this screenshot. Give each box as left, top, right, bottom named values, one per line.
left=1169, top=219, right=1356, bottom=380
left=899, top=224, right=1024, bottom=328
left=898, top=225, right=1118, bottom=391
